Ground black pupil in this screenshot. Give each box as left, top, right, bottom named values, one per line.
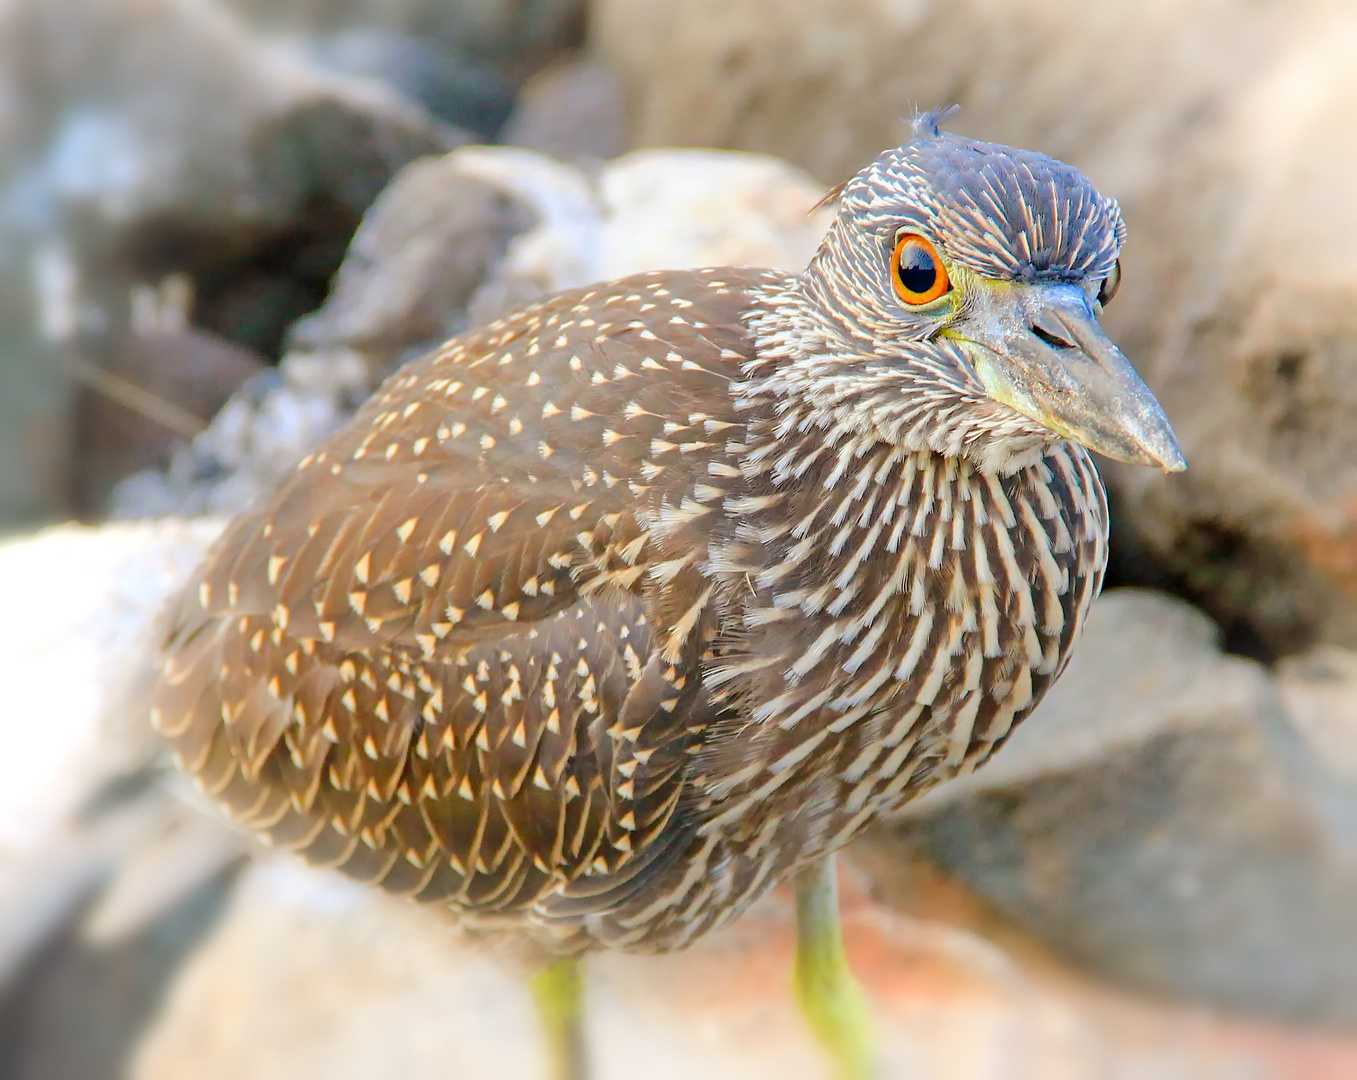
left=897, top=243, right=937, bottom=295
left=1098, top=262, right=1121, bottom=304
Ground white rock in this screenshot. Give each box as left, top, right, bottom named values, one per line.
left=0, top=518, right=221, bottom=854
left=598, top=148, right=833, bottom=277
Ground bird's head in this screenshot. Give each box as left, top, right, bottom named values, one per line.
left=774, top=110, right=1185, bottom=475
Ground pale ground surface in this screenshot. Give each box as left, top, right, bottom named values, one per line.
left=129, top=851, right=1357, bottom=1080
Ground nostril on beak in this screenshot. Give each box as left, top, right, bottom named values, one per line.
left=1031, top=323, right=1075, bottom=349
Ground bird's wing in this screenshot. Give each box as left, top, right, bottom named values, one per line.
left=153, top=268, right=777, bottom=929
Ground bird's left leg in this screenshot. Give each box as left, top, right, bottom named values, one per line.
left=531, top=957, right=587, bottom=1080
left=793, top=853, right=877, bottom=1080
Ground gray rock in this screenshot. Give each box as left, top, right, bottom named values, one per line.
left=893, top=589, right=1357, bottom=1025
left=0, top=519, right=223, bottom=851
left=2, top=863, right=238, bottom=1080
left=0, top=519, right=246, bottom=1080
left=592, top=0, right=1357, bottom=658
left=121, top=845, right=1357, bottom=1079
left=4, top=0, right=467, bottom=327
left=108, top=352, right=370, bottom=520
left=0, top=319, right=69, bottom=531
left=462, top=145, right=835, bottom=324
left=3, top=0, right=464, bottom=232
left=0, top=0, right=468, bottom=525
left=120, top=854, right=1294, bottom=1080
left=109, top=145, right=546, bottom=518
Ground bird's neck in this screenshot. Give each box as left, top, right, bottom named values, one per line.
left=734, top=274, right=1054, bottom=476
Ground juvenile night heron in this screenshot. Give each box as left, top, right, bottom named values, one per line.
left=152, top=112, right=1183, bottom=1078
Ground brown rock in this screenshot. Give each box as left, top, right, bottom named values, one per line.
left=73, top=321, right=267, bottom=515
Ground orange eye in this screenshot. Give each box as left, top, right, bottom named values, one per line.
left=1097, top=259, right=1122, bottom=307
left=891, top=233, right=951, bottom=305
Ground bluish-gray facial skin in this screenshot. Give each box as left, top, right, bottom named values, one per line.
left=832, top=112, right=1187, bottom=473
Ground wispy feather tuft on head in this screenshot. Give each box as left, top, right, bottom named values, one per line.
left=739, top=109, right=1184, bottom=476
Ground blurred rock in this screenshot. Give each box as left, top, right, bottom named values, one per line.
left=13, top=0, right=462, bottom=225
left=592, top=0, right=1273, bottom=189
left=0, top=517, right=240, bottom=1077
left=0, top=321, right=70, bottom=531
left=894, top=589, right=1357, bottom=1025
left=81, top=808, right=246, bottom=947
left=591, top=0, right=1357, bottom=658
left=74, top=281, right=269, bottom=515
left=306, top=29, right=517, bottom=140
left=453, top=146, right=613, bottom=324
left=502, top=55, right=629, bottom=162
left=1276, top=647, right=1357, bottom=784
left=1104, top=17, right=1357, bottom=658
left=594, top=149, right=832, bottom=278
left=222, top=0, right=587, bottom=84
left=0, top=0, right=470, bottom=526
left=2, top=860, right=238, bottom=1080
left=109, top=353, right=369, bottom=520
left=5, top=0, right=468, bottom=352
left=288, top=155, right=537, bottom=383
left=116, top=144, right=833, bottom=518
left=0, top=519, right=222, bottom=856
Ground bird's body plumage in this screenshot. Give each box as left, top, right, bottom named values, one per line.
left=153, top=123, right=1187, bottom=1054
left=152, top=117, right=1188, bottom=1077
left=155, top=260, right=1106, bottom=956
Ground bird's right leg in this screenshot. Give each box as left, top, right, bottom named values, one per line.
left=531, top=957, right=587, bottom=1080
left=793, top=854, right=877, bottom=1080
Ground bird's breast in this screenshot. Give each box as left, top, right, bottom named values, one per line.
left=693, top=431, right=1108, bottom=856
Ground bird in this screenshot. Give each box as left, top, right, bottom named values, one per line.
left=151, top=111, right=1184, bottom=1079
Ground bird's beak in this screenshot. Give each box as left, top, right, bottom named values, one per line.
left=954, top=282, right=1186, bottom=472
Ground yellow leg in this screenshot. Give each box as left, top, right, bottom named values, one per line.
left=794, top=854, right=877, bottom=1080
left=530, top=958, right=586, bottom=1080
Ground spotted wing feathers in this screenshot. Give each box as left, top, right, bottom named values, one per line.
left=153, top=269, right=771, bottom=940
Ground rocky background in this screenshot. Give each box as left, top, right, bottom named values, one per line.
left=3, top=0, right=1357, bottom=1076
